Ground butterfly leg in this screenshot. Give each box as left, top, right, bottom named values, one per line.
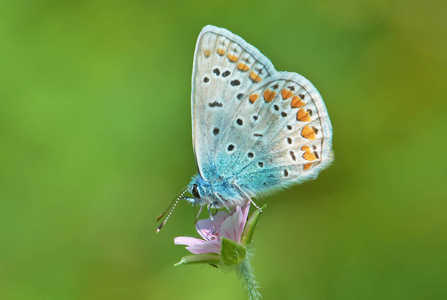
left=207, top=203, right=218, bottom=234
left=214, top=193, right=231, bottom=213
left=234, top=182, right=263, bottom=213
left=193, top=205, right=204, bottom=224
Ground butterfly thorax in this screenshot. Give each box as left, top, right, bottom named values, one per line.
left=188, top=174, right=246, bottom=208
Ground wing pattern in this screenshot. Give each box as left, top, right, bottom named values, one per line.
left=191, top=25, right=333, bottom=195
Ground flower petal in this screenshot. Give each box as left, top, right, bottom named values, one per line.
left=196, top=211, right=230, bottom=240
left=238, top=201, right=251, bottom=240
left=219, top=206, right=242, bottom=242
left=186, top=240, right=221, bottom=254
left=174, top=236, right=205, bottom=247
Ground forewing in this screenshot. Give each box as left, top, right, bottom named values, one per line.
left=191, top=25, right=275, bottom=181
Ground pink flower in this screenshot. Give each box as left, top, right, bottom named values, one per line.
left=174, top=202, right=250, bottom=254
left=174, top=201, right=265, bottom=300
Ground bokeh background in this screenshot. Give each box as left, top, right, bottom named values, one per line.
left=1, top=1, right=446, bottom=299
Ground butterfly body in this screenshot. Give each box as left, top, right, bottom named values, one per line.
left=185, top=25, right=333, bottom=209
left=187, top=174, right=245, bottom=209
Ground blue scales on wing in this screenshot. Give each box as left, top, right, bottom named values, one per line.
left=191, top=25, right=333, bottom=201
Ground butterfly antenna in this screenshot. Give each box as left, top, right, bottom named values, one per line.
left=156, top=186, right=188, bottom=221
left=156, top=186, right=189, bottom=233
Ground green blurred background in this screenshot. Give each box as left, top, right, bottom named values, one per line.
left=1, top=1, right=446, bottom=299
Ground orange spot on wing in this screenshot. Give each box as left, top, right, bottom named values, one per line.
left=301, top=145, right=317, bottom=161
left=297, top=108, right=311, bottom=122
left=204, top=50, right=211, bottom=58
left=237, top=63, right=250, bottom=71
left=291, top=96, right=305, bottom=108
left=281, top=89, right=293, bottom=100
left=249, top=71, right=262, bottom=83
left=263, top=89, right=276, bottom=102
left=303, top=163, right=313, bottom=170
left=249, top=94, right=259, bottom=103
left=228, top=54, right=238, bottom=62
left=301, top=145, right=311, bottom=152
left=217, top=48, right=225, bottom=56
left=301, top=125, right=316, bottom=140
left=303, top=152, right=317, bottom=161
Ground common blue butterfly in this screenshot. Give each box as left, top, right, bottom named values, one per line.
left=157, top=25, right=333, bottom=231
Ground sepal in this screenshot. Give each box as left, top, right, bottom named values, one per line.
left=174, top=253, right=221, bottom=266
left=241, top=205, right=267, bottom=246
left=221, top=237, right=246, bottom=265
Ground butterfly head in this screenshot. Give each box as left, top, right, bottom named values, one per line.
left=186, top=175, right=214, bottom=207
left=191, top=183, right=201, bottom=199
left=156, top=176, right=221, bottom=232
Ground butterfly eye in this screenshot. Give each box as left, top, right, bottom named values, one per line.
left=192, top=184, right=201, bottom=199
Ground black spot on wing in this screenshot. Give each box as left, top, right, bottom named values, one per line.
left=230, top=80, right=241, bottom=86
left=208, top=101, right=223, bottom=108
left=290, top=151, right=296, bottom=161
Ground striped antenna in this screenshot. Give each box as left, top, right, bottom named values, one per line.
left=156, top=186, right=189, bottom=233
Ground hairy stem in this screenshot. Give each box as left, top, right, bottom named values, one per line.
left=238, top=258, right=261, bottom=300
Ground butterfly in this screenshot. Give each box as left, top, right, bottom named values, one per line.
left=157, top=25, right=333, bottom=231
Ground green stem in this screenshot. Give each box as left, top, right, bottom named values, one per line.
left=238, top=258, right=261, bottom=300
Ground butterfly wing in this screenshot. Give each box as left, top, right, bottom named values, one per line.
left=216, top=72, right=333, bottom=196
left=191, top=25, right=333, bottom=195
left=191, top=25, right=275, bottom=181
